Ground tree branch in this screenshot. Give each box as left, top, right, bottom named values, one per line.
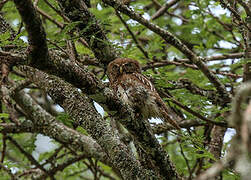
left=20, top=66, right=151, bottom=179
left=56, top=0, right=117, bottom=66
left=151, top=0, right=180, bottom=20
left=7, top=136, right=49, bottom=175
left=13, top=0, right=49, bottom=68
left=0, top=162, right=18, bottom=180
left=12, top=90, right=106, bottom=161
left=102, top=0, right=231, bottom=105
left=115, top=10, right=149, bottom=59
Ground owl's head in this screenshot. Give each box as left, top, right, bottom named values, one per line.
left=107, top=58, right=141, bottom=82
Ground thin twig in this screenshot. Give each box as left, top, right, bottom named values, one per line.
left=43, top=0, right=70, bottom=22
left=115, top=10, right=149, bottom=59
left=151, top=0, right=180, bottom=20
left=163, top=92, right=228, bottom=127
left=1, top=134, right=6, bottom=163
left=6, top=136, right=49, bottom=175
left=36, top=7, right=64, bottom=28
left=172, top=52, right=244, bottom=62
left=0, top=162, right=18, bottom=180
left=220, top=0, right=251, bottom=31
left=179, top=143, right=192, bottom=179
left=102, top=0, right=231, bottom=103
left=143, top=60, right=242, bottom=78
left=49, top=154, right=86, bottom=174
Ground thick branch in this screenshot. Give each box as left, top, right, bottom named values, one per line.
left=11, top=90, right=106, bottom=162
left=208, top=126, right=227, bottom=162
left=0, top=122, right=36, bottom=134
left=243, top=1, right=251, bottom=82
left=56, top=0, right=117, bottom=65
left=13, top=0, right=49, bottom=68
left=21, top=66, right=150, bottom=179
left=116, top=113, right=180, bottom=179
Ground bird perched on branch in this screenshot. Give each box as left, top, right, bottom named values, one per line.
left=107, top=58, right=180, bottom=130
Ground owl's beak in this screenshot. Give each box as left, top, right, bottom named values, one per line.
left=120, top=66, right=123, bottom=74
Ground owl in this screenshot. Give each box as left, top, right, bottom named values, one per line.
left=107, top=58, right=180, bottom=130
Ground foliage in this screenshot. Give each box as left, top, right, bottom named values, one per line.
left=0, top=0, right=249, bottom=179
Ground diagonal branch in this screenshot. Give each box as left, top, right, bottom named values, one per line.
left=12, top=90, right=106, bottom=162
left=0, top=162, right=18, bottom=180
left=242, top=0, right=251, bottom=82
left=151, top=0, right=180, bottom=20
left=102, top=0, right=232, bottom=105
left=103, top=0, right=195, bottom=59
left=56, top=0, right=117, bottom=65
left=20, top=66, right=151, bottom=179
left=115, top=10, right=149, bottom=59
left=0, top=122, right=36, bottom=134
left=13, top=0, right=49, bottom=68
left=197, top=82, right=251, bottom=180
left=7, top=136, right=49, bottom=175
left=36, top=153, right=88, bottom=179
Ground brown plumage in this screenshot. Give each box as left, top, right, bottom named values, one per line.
left=107, top=58, right=180, bottom=130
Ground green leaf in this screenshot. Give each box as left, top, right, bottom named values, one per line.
left=0, top=113, right=9, bottom=119
left=56, top=113, right=74, bottom=128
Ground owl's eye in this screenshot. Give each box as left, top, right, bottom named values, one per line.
left=123, top=63, right=134, bottom=73
left=124, top=63, right=132, bottom=68
left=112, top=64, right=120, bottom=72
